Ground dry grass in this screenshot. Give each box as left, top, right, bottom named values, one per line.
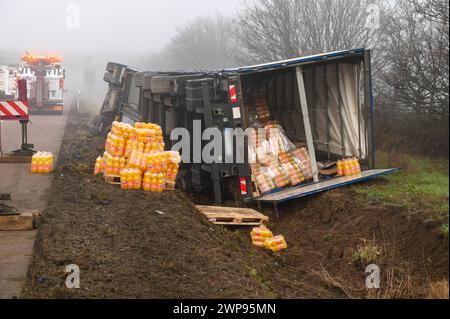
left=353, top=239, right=382, bottom=265
left=427, top=280, right=449, bottom=299
left=368, top=266, right=415, bottom=299
left=311, top=265, right=361, bottom=299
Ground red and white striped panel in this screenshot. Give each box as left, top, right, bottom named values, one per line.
left=0, top=100, right=29, bottom=120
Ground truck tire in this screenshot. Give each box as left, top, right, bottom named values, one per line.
left=89, top=115, right=114, bottom=137
left=88, top=115, right=102, bottom=135
left=176, top=169, right=193, bottom=194
left=225, top=177, right=244, bottom=205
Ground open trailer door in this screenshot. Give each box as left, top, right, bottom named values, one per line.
left=235, top=49, right=400, bottom=210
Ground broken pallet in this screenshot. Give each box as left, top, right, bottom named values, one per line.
left=196, top=205, right=268, bottom=226
left=104, top=174, right=121, bottom=185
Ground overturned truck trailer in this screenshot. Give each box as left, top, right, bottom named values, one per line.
left=95, top=48, right=399, bottom=212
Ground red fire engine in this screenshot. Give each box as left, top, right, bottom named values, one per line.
left=19, top=54, right=65, bottom=115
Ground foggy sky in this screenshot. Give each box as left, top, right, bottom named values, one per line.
left=0, top=0, right=241, bottom=55
left=0, top=0, right=242, bottom=103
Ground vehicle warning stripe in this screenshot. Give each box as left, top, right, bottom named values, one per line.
left=9, top=101, right=28, bottom=116
left=0, top=100, right=29, bottom=119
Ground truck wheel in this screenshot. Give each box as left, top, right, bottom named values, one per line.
left=88, top=115, right=102, bottom=135
left=99, top=117, right=113, bottom=137
left=225, top=177, right=244, bottom=205
left=89, top=115, right=113, bottom=136
left=176, top=169, right=193, bottom=194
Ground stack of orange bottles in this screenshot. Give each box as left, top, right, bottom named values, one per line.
left=103, top=152, right=126, bottom=176
left=165, top=164, right=179, bottom=190
left=145, top=152, right=167, bottom=173
left=250, top=225, right=288, bottom=252
left=265, top=235, right=288, bottom=252
left=337, top=159, right=344, bottom=176
left=353, top=157, right=362, bottom=175
left=111, top=121, right=136, bottom=139
left=105, top=133, right=126, bottom=157
left=127, top=149, right=144, bottom=169
left=120, top=168, right=142, bottom=190
left=94, top=156, right=103, bottom=175
left=156, top=173, right=166, bottom=193
left=134, top=122, right=163, bottom=137
left=94, top=120, right=182, bottom=192
left=132, top=169, right=142, bottom=189
left=135, top=128, right=156, bottom=144
left=165, top=151, right=181, bottom=190
left=142, top=172, right=166, bottom=193
left=250, top=225, right=273, bottom=248
left=142, top=171, right=152, bottom=192
left=31, top=152, right=54, bottom=174
left=124, top=138, right=144, bottom=158
left=337, top=158, right=362, bottom=177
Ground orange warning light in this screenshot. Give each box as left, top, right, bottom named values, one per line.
left=21, top=54, right=63, bottom=64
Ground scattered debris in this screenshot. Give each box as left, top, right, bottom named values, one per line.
left=250, top=225, right=287, bottom=252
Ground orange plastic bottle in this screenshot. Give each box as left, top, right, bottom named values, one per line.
left=337, top=160, right=343, bottom=176
left=343, top=159, right=351, bottom=176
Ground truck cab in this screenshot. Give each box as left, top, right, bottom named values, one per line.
left=18, top=55, right=65, bottom=115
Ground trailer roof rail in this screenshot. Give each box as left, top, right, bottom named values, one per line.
left=223, top=48, right=366, bottom=74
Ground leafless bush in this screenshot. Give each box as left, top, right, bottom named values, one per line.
left=375, top=108, right=449, bottom=157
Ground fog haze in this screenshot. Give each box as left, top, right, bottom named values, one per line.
left=1, top=0, right=240, bottom=54
left=0, top=0, right=241, bottom=104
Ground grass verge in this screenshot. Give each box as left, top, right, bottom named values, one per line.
left=353, top=153, right=449, bottom=231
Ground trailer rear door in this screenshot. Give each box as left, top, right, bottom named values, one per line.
left=255, top=168, right=400, bottom=204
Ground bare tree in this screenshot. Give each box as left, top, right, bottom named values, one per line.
left=378, top=0, right=449, bottom=120
left=235, top=0, right=384, bottom=63
left=142, top=15, right=235, bottom=71
left=373, top=0, right=449, bottom=156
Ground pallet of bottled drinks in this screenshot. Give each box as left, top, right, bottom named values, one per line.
left=94, top=121, right=181, bottom=193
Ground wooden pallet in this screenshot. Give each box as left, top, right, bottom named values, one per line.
left=196, top=205, right=268, bottom=226
left=104, top=174, right=121, bottom=185
left=0, top=155, right=32, bottom=164
left=0, top=210, right=40, bottom=231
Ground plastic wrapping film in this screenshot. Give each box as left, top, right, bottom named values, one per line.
left=249, top=121, right=312, bottom=195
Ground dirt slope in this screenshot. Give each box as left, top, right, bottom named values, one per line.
left=22, top=112, right=448, bottom=299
